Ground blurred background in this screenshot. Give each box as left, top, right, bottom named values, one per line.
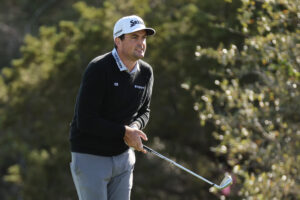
left=0, top=0, right=299, bottom=199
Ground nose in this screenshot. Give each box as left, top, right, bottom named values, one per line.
left=137, top=38, right=146, bottom=48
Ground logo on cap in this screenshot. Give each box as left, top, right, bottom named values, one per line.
left=130, top=20, right=144, bottom=27
left=113, top=15, right=155, bottom=40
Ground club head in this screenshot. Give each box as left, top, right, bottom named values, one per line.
left=214, top=174, right=232, bottom=189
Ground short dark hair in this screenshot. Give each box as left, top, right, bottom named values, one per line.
left=114, top=34, right=125, bottom=49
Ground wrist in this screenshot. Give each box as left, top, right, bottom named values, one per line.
left=130, top=122, right=140, bottom=130
left=131, top=124, right=139, bottom=130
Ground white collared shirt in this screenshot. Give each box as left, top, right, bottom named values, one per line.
left=112, top=48, right=140, bottom=74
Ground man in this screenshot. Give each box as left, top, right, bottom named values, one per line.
left=69, top=15, right=155, bottom=200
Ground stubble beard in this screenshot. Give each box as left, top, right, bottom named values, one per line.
left=133, top=48, right=145, bottom=60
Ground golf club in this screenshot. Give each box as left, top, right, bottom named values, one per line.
left=143, top=145, right=232, bottom=189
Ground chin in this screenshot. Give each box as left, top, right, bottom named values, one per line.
left=135, top=54, right=144, bottom=59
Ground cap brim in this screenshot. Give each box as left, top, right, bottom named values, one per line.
left=125, top=27, right=156, bottom=36
left=145, top=28, right=155, bottom=36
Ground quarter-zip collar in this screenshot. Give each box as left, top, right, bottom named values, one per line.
left=112, top=48, right=140, bottom=74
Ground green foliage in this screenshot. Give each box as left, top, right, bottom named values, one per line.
left=0, top=0, right=103, bottom=68
left=3, top=0, right=296, bottom=199
left=190, top=0, right=300, bottom=198
left=0, top=16, right=83, bottom=200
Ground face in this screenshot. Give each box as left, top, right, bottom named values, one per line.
left=115, top=30, right=147, bottom=61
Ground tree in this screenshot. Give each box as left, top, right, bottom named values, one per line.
left=0, top=2, right=116, bottom=199
left=0, top=0, right=243, bottom=199
left=189, top=0, right=300, bottom=199
left=0, top=0, right=103, bottom=69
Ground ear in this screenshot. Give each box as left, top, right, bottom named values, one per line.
left=114, top=37, right=122, bottom=49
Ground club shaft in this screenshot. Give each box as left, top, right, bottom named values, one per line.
left=143, top=145, right=215, bottom=186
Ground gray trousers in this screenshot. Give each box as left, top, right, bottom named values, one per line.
left=70, top=149, right=135, bottom=200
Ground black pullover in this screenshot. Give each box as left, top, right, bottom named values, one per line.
left=70, top=52, right=153, bottom=156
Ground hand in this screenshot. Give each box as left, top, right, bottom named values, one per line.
left=124, top=125, right=148, bottom=153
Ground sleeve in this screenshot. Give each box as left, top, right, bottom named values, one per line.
left=130, top=68, right=154, bottom=130
left=75, top=62, right=126, bottom=139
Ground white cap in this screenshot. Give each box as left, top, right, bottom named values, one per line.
left=113, top=15, right=155, bottom=40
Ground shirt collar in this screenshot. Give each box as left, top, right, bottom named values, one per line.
left=112, top=48, right=139, bottom=74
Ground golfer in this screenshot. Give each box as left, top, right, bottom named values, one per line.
left=69, top=15, right=155, bottom=200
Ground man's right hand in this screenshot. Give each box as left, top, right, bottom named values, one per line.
left=124, top=126, right=148, bottom=153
